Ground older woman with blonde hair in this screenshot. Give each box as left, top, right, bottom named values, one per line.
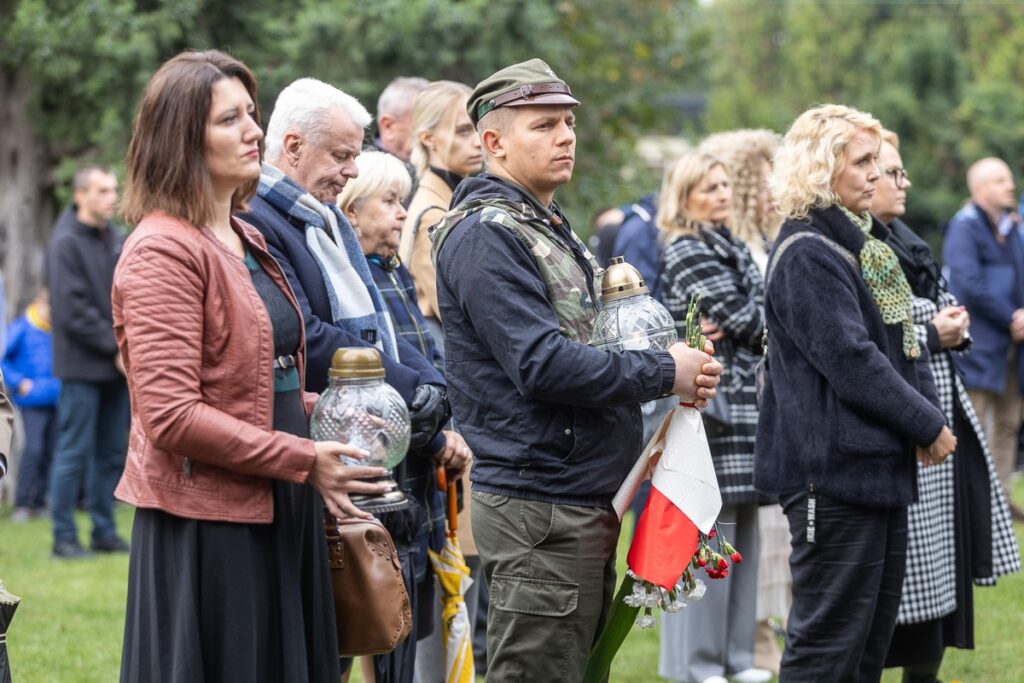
left=656, top=151, right=770, bottom=683
left=400, top=80, right=481, bottom=347
left=337, top=150, right=472, bottom=683
left=873, top=131, right=1020, bottom=683
left=755, top=104, right=956, bottom=681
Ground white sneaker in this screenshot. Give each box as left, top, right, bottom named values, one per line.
left=701, top=677, right=729, bottom=683
left=731, top=668, right=773, bottom=683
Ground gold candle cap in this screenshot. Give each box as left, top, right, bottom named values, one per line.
left=600, top=256, right=649, bottom=302
left=329, top=347, right=386, bottom=379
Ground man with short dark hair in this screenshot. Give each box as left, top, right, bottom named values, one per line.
left=47, top=166, right=130, bottom=558
left=430, top=59, right=722, bottom=680
left=943, top=157, right=1024, bottom=519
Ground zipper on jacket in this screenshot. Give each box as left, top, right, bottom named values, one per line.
left=182, top=456, right=192, bottom=479
left=806, top=482, right=816, bottom=544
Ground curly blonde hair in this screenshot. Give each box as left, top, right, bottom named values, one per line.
left=770, top=104, right=882, bottom=219
left=699, top=129, right=782, bottom=249
left=655, top=151, right=727, bottom=239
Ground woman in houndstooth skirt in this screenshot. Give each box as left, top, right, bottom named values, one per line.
left=875, top=131, right=1020, bottom=683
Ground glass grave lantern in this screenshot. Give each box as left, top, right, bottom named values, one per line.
left=309, top=347, right=411, bottom=513
left=591, top=256, right=678, bottom=353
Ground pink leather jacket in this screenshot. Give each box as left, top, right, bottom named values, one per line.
left=112, top=212, right=318, bottom=523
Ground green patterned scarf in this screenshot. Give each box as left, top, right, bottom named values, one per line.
left=840, top=206, right=920, bottom=360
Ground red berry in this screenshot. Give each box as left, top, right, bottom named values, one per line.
left=717, top=557, right=728, bottom=570
left=698, top=558, right=707, bottom=567
left=731, top=552, right=743, bottom=563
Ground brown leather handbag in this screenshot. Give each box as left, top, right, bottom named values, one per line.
left=325, top=513, right=412, bottom=656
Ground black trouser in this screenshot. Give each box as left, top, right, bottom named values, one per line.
left=779, top=490, right=908, bottom=683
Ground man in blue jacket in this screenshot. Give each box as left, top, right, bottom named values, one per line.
left=430, top=59, right=721, bottom=681
left=943, top=157, right=1024, bottom=517
left=238, top=78, right=449, bottom=454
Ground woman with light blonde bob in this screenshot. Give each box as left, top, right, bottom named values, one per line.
left=656, top=151, right=769, bottom=683
left=401, top=81, right=481, bottom=332
left=754, top=104, right=956, bottom=681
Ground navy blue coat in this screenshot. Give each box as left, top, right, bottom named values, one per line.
left=435, top=175, right=675, bottom=507
left=612, top=193, right=662, bottom=297
left=237, top=197, right=444, bottom=401
left=755, top=206, right=946, bottom=508
left=942, top=202, right=1024, bottom=394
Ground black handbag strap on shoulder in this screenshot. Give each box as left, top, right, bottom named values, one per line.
left=757, top=230, right=857, bottom=404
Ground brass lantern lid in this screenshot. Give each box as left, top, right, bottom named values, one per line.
left=329, top=347, right=386, bottom=379
left=600, top=256, right=649, bottom=302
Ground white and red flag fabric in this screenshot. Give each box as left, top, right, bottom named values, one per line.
left=614, top=403, right=723, bottom=590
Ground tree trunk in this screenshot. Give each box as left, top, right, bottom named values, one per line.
left=0, top=65, right=53, bottom=320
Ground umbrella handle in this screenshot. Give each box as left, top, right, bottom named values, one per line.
left=436, top=465, right=459, bottom=537
left=447, top=480, right=459, bottom=535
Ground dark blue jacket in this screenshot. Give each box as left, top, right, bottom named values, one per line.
left=612, top=193, right=662, bottom=297
left=2, top=313, right=60, bottom=408
left=435, top=175, right=675, bottom=507
left=368, top=255, right=443, bottom=371
left=237, top=197, right=444, bottom=400
left=942, top=202, right=1024, bottom=394
left=46, top=220, right=124, bottom=382
left=755, top=206, right=946, bottom=508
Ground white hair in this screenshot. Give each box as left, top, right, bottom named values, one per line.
left=265, top=78, right=372, bottom=160
left=377, top=77, right=428, bottom=118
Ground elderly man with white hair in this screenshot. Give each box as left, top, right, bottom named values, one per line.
left=238, top=78, right=449, bottom=457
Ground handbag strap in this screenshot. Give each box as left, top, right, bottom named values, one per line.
left=761, top=230, right=858, bottom=363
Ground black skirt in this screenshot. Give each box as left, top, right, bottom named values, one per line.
left=120, top=390, right=340, bottom=683
left=886, top=399, right=988, bottom=667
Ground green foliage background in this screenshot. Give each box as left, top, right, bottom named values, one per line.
left=2, top=0, right=1023, bottom=237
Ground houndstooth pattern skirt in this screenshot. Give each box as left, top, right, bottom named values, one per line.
left=896, top=293, right=1021, bottom=625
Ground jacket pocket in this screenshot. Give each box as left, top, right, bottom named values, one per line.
left=835, top=407, right=903, bottom=457
left=489, top=574, right=579, bottom=617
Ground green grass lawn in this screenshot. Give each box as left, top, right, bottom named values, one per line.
left=1, top=481, right=1022, bottom=682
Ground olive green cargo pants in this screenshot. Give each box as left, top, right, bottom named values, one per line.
left=471, top=491, right=620, bottom=682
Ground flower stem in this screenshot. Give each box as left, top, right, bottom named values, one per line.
left=583, top=574, right=641, bottom=683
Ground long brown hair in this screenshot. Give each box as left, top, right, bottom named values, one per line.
left=122, top=50, right=261, bottom=226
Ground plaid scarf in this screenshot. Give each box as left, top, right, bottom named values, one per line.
left=257, top=163, right=399, bottom=360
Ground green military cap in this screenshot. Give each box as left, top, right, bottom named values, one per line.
left=468, top=58, right=580, bottom=126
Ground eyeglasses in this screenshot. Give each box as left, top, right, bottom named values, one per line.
left=884, top=166, right=910, bottom=189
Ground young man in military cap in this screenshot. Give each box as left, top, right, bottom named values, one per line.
left=430, top=58, right=722, bottom=680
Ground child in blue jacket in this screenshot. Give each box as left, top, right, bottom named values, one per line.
left=2, top=288, right=60, bottom=520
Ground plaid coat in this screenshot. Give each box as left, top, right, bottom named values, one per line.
left=896, top=289, right=1021, bottom=624
left=659, top=225, right=765, bottom=504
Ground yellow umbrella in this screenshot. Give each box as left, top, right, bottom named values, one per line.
left=427, top=467, right=475, bottom=683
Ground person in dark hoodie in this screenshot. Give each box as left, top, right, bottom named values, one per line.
left=755, top=105, right=956, bottom=682
left=874, top=131, right=1020, bottom=683
left=429, top=58, right=722, bottom=681
left=46, top=165, right=130, bottom=558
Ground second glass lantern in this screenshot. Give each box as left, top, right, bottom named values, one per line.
left=591, top=256, right=678, bottom=352
left=309, top=347, right=411, bottom=513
